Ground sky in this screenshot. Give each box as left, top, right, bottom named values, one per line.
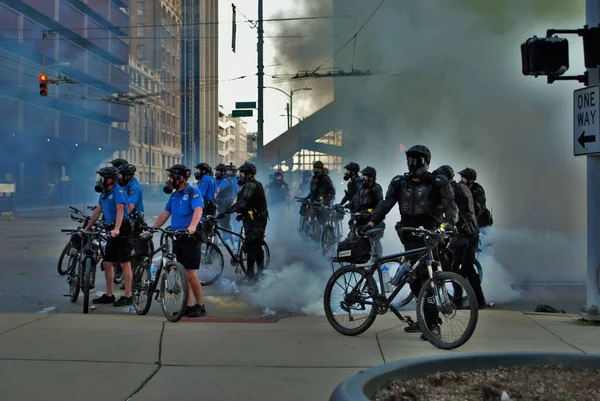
left=218, top=0, right=311, bottom=144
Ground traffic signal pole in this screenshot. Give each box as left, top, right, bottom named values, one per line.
left=583, top=0, right=600, bottom=321
left=256, top=0, right=264, bottom=166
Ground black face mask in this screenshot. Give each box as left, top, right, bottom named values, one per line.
left=163, top=176, right=181, bottom=195
left=407, top=156, right=428, bottom=179
left=94, top=176, right=106, bottom=193
left=194, top=169, right=205, bottom=181
left=343, top=172, right=351, bottom=181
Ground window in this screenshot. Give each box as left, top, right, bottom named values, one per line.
left=137, top=25, right=144, bottom=37
left=137, top=0, right=145, bottom=16
left=137, top=44, right=145, bottom=60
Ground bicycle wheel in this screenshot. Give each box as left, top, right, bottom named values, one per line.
left=160, top=261, right=189, bottom=322
left=82, top=257, right=94, bottom=314
left=198, top=242, right=224, bottom=286
left=57, top=242, right=72, bottom=275
left=68, top=254, right=80, bottom=303
left=324, top=265, right=379, bottom=336
left=320, top=225, right=337, bottom=256
left=239, top=241, right=270, bottom=276
left=132, top=260, right=153, bottom=315
left=113, top=263, right=124, bottom=284
left=474, top=259, right=483, bottom=283
left=416, top=271, right=479, bottom=350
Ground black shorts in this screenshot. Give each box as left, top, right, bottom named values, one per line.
left=173, top=235, right=202, bottom=270
left=104, top=223, right=133, bottom=264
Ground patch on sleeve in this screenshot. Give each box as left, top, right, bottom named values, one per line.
left=193, top=193, right=199, bottom=199
left=129, top=190, right=135, bottom=195
left=118, top=189, right=124, bottom=193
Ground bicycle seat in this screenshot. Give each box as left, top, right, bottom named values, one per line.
left=362, top=228, right=383, bottom=238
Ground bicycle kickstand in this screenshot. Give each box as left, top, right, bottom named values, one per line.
left=389, top=305, right=418, bottom=329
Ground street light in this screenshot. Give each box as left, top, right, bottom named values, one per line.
left=279, top=114, right=303, bottom=123
left=263, top=86, right=312, bottom=129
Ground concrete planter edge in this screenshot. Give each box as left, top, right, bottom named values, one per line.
left=330, top=352, right=600, bottom=401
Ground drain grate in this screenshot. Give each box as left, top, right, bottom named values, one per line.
left=181, top=317, right=279, bottom=323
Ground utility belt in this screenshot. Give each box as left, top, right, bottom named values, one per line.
left=129, top=213, right=146, bottom=233
left=107, top=220, right=133, bottom=236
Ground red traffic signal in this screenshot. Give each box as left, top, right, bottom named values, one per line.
left=39, top=73, right=48, bottom=96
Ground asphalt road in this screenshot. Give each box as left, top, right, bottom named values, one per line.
left=0, top=206, right=588, bottom=318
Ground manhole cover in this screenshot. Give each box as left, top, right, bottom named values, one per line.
left=181, top=317, right=279, bottom=323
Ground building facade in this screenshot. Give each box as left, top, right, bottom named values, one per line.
left=110, top=54, right=181, bottom=188
left=217, top=105, right=235, bottom=164
left=229, top=116, right=247, bottom=166
left=181, top=0, right=218, bottom=167
left=0, top=0, right=130, bottom=207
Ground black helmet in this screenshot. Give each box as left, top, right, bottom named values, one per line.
left=274, top=170, right=283, bottom=177
left=360, top=166, right=377, bottom=177
left=323, top=167, right=329, bottom=175
left=96, top=166, right=120, bottom=181
left=405, top=145, right=431, bottom=164
left=195, top=162, right=210, bottom=171
left=118, top=163, right=136, bottom=176
left=227, top=163, right=237, bottom=172
left=343, top=162, right=360, bottom=172
left=434, top=165, right=454, bottom=180
left=458, top=167, right=477, bottom=181
left=109, top=158, right=128, bottom=168
left=313, top=160, right=324, bottom=169
left=238, top=162, right=257, bottom=175
left=215, top=163, right=227, bottom=172
left=166, top=164, right=191, bottom=179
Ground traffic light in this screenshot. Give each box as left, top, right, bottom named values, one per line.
left=521, top=36, right=569, bottom=77
left=39, top=73, right=48, bottom=96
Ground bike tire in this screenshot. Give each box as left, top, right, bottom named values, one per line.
left=320, top=226, right=336, bottom=256
left=394, top=287, right=415, bottom=309
left=82, top=257, right=94, bottom=314
left=416, top=271, right=479, bottom=350
left=132, top=262, right=153, bottom=315
left=113, top=263, right=124, bottom=284
left=323, top=265, right=379, bottom=336
left=160, top=261, right=189, bottom=322
left=239, top=241, right=270, bottom=276
left=199, top=243, right=225, bottom=286
left=68, top=254, right=80, bottom=303
left=57, top=242, right=72, bottom=275
left=474, top=259, right=483, bottom=283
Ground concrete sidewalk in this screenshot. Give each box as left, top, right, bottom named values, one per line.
left=0, top=310, right=598, bottom=401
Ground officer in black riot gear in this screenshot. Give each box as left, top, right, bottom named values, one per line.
left=336, top=162, right=361, bottom=208
left=435, top=165, right=487, bottom=309
left=217, top=162, right=268, bottom=281
left=266, top=170, right=290, bottom=225
left=348, top=166, right=385, bottom=256
left=364, top=145, right=457, bottom=338
left=458, top=167, right=493, bottom=228
left=305, top=160, right=335, bottom=225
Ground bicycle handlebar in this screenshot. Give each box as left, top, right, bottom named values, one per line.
left=402, top=226, right=456, bottom=238
left=140, top=226, right=190, bottom=236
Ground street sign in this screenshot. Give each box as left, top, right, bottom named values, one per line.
left=574, top=85, right=600, bottom=156
left=235, top=101, right=256, bottom=109
left=232, top=109, right=253, bottom=117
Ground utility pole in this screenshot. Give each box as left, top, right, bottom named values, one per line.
left=257, top=0, right=264, bottom=166
left=584, top=0, right=600, bottom=321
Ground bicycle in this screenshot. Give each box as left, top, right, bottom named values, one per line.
left=131, top=227, right=191, bottom=322
left=197, top=215, right=271, bottom=285
left=320, top=205, right=345, bottom=257
left=295, top=197, right=325, bottom=246
left=59, top=226, right=108, bottom=314
left=323, top=226, right=479, bottom=350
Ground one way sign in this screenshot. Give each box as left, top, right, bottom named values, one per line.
left=574, top=85, right=600, bottom=156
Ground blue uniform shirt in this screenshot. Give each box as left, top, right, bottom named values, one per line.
left=165, top=183, right=204, bottom=230
left=231, top=176, right=240, bottom=195
left=216, top=176, right=234, bottom=201
left=98, top=184, right=129, bottom=225
left=198, top=174, right=216, bottom=201
left=125, top=177, right=144, bottom=214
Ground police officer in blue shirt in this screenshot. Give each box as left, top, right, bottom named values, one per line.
left=85, top=166, right=134, bottom=307
left=215, top=163, right=234, bottom=232
left=227, top=163, right=240, bottom=195
left=195, top=162, right=216, bottom=217
left=151, top=164, right=207, bottom=318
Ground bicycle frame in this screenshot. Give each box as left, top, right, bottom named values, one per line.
left=211, top=223, right=244, bottom=261
left=139, top=230, right=186, bottom=299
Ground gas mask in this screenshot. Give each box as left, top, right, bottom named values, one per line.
left=313, top=169, right=322, bottom=176
left=343, top=170, right=353, bottom=181
left=275, top=175, right=283, bottom=181
left=163, top=174, right=181, bottom=195
left=237, top=172, right=247, bottom=186
left=362, top=175, right=374, bottom=186
left=94, top=176, right=105, bottom=193
left=407, top=156, right=428, bottom=179
left=119, top=174, right=131, bottom=187
left=194, top=169, right=204, bottom=181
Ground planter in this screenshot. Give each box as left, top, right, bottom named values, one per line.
left=330, top=352, right=600, bottom=401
